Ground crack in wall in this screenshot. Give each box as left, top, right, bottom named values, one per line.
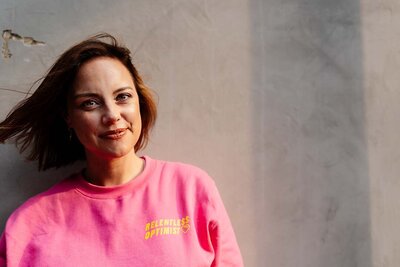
left=1, top=29, right=46, bottom=59
left=0, top=87, right=31, bottom=95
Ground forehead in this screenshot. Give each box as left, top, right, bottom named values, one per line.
left=73, top=57, right=134, bottom=91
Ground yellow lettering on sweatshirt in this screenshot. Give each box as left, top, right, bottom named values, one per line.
left=144, top=216, right=191, bottom=240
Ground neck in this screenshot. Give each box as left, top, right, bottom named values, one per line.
left=84, top=151, right=144, bottom=186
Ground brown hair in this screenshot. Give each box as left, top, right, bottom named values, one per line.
left=0, top=33, right=157, bottom=170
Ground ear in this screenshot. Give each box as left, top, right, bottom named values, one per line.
left=63, top=111, right=72, bottom=128
left=66, top=118, right=72, bottom=128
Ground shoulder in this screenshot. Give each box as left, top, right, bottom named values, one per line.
left=147, top=156, right=214, bottom=183
left=150, top=156, right=210, bottom=176
left=145, top=156, right=218, bottom=197
left=4, top=172, right=81, bottom=233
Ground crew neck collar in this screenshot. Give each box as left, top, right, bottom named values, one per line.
left=74, top=155, right=153, bottom=199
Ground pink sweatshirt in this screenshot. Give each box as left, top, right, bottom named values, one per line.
left=0, top=156, right=243, bottom=266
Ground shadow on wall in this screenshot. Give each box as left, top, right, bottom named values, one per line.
left=249, top=0, right=371, bottom=266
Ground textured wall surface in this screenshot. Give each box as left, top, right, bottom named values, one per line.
left=250, top=0, right=369, bottom=266
left=362, top=1, right=400, bottom=266
left=0, top=0, right=398, bottom=266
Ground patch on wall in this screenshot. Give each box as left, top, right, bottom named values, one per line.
left=1, top=29, right=46, bottom=59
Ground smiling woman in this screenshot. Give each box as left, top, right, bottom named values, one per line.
left=67, top=57, right=144, bottom=185
left=0, top=33, right=243, bottom=266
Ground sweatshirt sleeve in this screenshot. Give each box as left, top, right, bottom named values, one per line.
left=208, top=181, right=244, bottom=267
left=0, top=232, right=6, bottom=267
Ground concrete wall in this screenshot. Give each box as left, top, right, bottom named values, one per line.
left=0, top=0, right=398, bottom=266
left=362, top=1, right=400, bottom=266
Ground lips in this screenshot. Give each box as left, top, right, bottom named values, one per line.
left=99, top=128, right=127, bottom=140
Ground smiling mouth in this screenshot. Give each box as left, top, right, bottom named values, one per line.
left=99, top=128, right=127, bottom=140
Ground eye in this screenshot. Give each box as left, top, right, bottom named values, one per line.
left=80, top=99, right=99, bottom=110
left=116, top=93, right=132, bottom=102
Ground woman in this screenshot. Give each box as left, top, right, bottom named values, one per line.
left=0, top=33, right=243, bottom=266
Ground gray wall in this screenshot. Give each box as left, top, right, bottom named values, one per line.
left=0, top=0, right=397, bottom=266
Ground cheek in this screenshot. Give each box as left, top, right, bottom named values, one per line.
left=70, top=112, right=99, bottom=132
left=123, top=104, right=141, bottom=124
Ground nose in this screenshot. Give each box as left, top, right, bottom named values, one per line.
left=102, top=103, right=121, bottom=125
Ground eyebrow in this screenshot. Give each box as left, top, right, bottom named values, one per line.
left=73, top=86, right=134, bottom=99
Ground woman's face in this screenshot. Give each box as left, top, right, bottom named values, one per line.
left=66, top=57, right=142, bottom=160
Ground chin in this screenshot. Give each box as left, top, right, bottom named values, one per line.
left=106, top=149, right=134, bottom=159
left=86, top=146, right=136, bottom=160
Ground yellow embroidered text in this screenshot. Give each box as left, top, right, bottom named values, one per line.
left=144, top=216, right=191, bottom=240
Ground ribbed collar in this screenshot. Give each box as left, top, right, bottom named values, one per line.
left=73, top=155, right=153, bottom=199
